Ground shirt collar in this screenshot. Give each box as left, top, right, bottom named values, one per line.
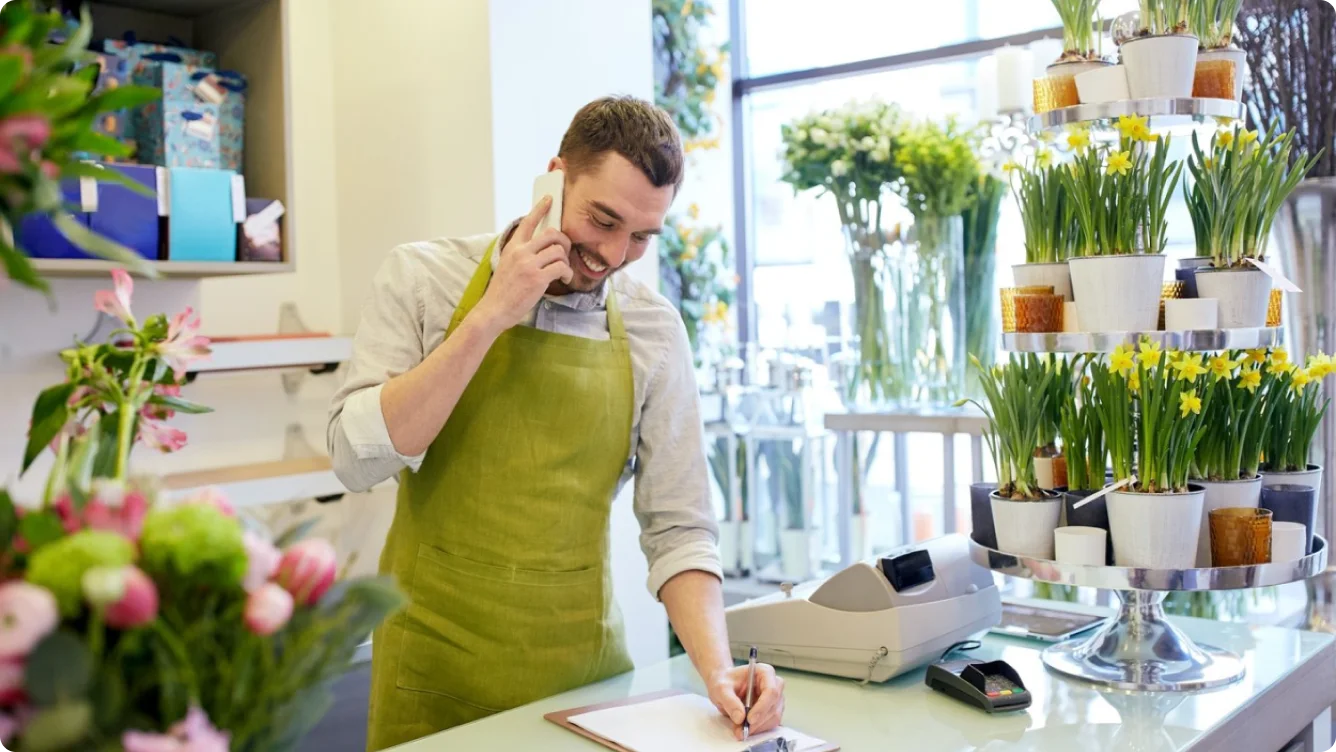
left=492, top=220, right=610, bottom=311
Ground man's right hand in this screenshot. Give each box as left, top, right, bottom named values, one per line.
left=470, top=196, right=574, bottom=335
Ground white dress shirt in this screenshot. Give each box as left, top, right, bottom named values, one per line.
left=327, top=230, right=721, bottom=598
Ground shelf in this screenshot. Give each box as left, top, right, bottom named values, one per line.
left=33, top=258, right=293, bottom=279
left=161, top=457, right=349, bottom=508
left=1028, top=97, right=1245, bottom=136
left=1003, top=327, right=1282, bottom=353
left=824, top=405, right=989, bottom=436
left=95, top=0, right=262, bottom=19
left=190, top=336, right=352, bottom=375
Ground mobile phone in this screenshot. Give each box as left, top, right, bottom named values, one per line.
left=532, top=169, right=564, bottom=235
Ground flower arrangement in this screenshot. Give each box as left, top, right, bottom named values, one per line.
left=651, top=0, right=728, bottom=150
left=958, top=355, right=1053, bottom=500
left=1059, top=368, right=1107, bottom=492
left=1190, top=0, right=1243, bottom=49
left=0, top=2, right=163, bottom=292
left=1190, top=351, right=1275, bottom=480
left=1184, top=124, right=1320, bottom=268
left=1262, top=349, right=1333, bottom=473
left=1136, top=0, right=1192, bottom=35
left=658, top=207, right=734, bottom=368
left=1064, top=118, right=1182, bottom=257
left=1012, top=160, right=1078, bottom=264
left=1050, top=0, right=1106, bottom=62
left=0, top=272, right=404, bottom=751
left=894, top=116, right=983, bottom=222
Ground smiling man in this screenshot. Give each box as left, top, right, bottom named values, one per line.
left=327, top=96, right=785, bottom=751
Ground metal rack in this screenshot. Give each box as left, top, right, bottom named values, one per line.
left=1027, top=97, right=1245, bottom=135
left=1003, top=327, right=1283, bottom=354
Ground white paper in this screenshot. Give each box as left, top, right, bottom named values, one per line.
left=155, top=168, right=169, bottom=216
left=1246, top=257, right=1303, bottom=293
left=231, top=174, right=247, bottom=224
left=79, top=176, right=98, bottom=213
left=568, top=693, right=827, bottom=752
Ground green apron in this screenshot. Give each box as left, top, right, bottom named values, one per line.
left=366, top=238, right=635, bottom=750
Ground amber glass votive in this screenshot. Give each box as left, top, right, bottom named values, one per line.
left=1192, top=59, right=1237, bottom=99
left=1268, top=288, right=1283, bottom=327
left=1209, top=507, right=1273, bottom=566
left=1001, top=286, right=1055, bottom=333
left=1015, top=293, right=1064, bottom=333
left=1033, top=76, right=1079, bottom=113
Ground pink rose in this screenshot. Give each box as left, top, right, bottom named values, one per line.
left=275, top=539, right=337, bottom=606
left=187, top=487, right=235, bottom=518
left=123, top=705, right=230, bottom=752
left=0, top=659, right=24, bottom=704
left=84, top=482, right=150, bottom=542
left=243, top=583, right=293, bottom=636
left=241, top=531, right=281, bottom=593
left=103, top=567, right=159, bottom=630
left=0, top=583, right=57, bottom=659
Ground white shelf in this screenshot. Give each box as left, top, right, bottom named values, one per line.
left=33, top=258, right=293, bottom=278
left=824, top=405, right=989, bottom=436
left=190, top=336, right=352, bottom=374
left=1028, top=97, right=1245, bottom=136
left=162, top=456, right=349, bottom=508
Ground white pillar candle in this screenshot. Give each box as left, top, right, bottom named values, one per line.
left=976, top=54, right=999, bottom=119
left=995, top=46, right=1033, bottom=114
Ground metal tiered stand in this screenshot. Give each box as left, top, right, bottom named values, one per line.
left=980, top=96, right=1331, bottom=693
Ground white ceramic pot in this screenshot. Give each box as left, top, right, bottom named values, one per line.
left=1121, top=34, right=1200, bottom=98
left=1075, top=64, right=1130, bottom=103
left=1194, top=267, right=1271, bottom=328
left=1164, top=298, right=1219, bottom=331
left=990, top=491, right=1062, bottom=559
left=1261, top=464, right=1323, bottom=497
left=1107, top=486, right=1205, bottom=569
left=1046, top=59, right=1113, bottom=78
left=1068, top=254, right=1167, bottom=333
left=1054, top=526, right=1108, bottom=566
left=1193, top=475, right=1263, bottom=566
left=1013, top=261, right=1073, bottom=301
left=1062, top=301, right=1081, bottom=332
left=1197, top=47, right=1248, bottom=100
left=779, top=528, right=815, bottom=581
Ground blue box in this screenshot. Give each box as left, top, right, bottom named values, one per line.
left=102, top=40, right=217, bottom=73
left=89, top=164, right=163, bottom=261
left=74, top=53, right=137, bottom=162
left=134, top=62, right=246, bottom=172
left=135, top=100, right=222, bottom=169
left=167, top=167, right=237, bottom=262
left=16, top=181, right=91, bottom=259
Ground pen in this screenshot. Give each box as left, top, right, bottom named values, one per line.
left=742, top=645, right=757, bottom=741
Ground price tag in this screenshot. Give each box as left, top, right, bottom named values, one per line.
left=79, top=176, right=98, bottom=213
left=1246, top=257, right=1303, bottom=293
left=1070, top=475, right=1135, bottom=511
left=183, top=111, right=218, bottom=140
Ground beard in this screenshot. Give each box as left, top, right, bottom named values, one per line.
left=556, top=243, right=615, bottom=294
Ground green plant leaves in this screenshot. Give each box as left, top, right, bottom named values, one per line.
left=0, top=490, right=17, bottom=550
left=26, top=631, right=94, bottom=706
left=61, top=161, right=155, bottom=198
left=20, top=701, right=93, bottom=752
left=19, top=511, right=65, bottom=553
left=82, top=84, right=161, bottom=116
left=274, top=518, right=320, bottom=549
left=23, top=382, right=75, bottom=473
left=149, top=393, right=213, bottom=415
left=0, top=238, right=49, bottom=294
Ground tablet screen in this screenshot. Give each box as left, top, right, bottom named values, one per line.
left=992, top=603, right=1106, bottom=640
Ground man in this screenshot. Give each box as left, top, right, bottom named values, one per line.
left=328, top=96, right=785, bottom=750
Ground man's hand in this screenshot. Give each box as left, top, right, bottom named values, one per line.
left=705, top=663, right=785, bottom=741
left=470, top=196, right=573, bottom=335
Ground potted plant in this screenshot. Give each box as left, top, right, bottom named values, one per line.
left=1060, top=364, right=1112, bottom=562
left=1028, top=354, right=1074, bottom=490
left=1011, top=158, right=1077, bottom=301
left=1120, top=0, right=1199, bottom=98
left=1064, top=122, right=1182, bottom=333
left=1049, top=0, right=1113, bottom=75
left=1190, top=0, right=1246, bottom=99
left=958, top=355, right=1061, bottom=559
left=1260, top=349, right=1331, bottom=499
left=1187, top=352, right=1275, bottom=565
left=1091, top=340, right=1211, bottom=568
left=780, top=100, right=908, bottom=409
left=1187, top=126, right=1319, bottom=328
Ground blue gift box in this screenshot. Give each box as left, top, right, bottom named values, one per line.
left=74, top=53, right=136, bottom=162
left=134, top=62, right=246, bottom=172
left=167, top=167, right=238, bottom=262
left=16, top=181, right=91, bottom=260
left=135, top=100, right=222, bottom=169
left=102, top=39, right=217, bottom=73
left=89, top=164, right=164, bottom=261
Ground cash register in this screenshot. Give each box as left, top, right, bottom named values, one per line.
left=725, top=534, right=1001, bottom=683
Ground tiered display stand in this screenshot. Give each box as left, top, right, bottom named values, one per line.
left=978, top=98, right=1328, bottom=693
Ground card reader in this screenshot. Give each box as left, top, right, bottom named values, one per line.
left=925, top=659, right=1031, bottom=713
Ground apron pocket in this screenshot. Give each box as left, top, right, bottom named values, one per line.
left=395, top=543, right=608, bottom=711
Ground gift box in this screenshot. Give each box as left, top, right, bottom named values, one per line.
left=74, top=53, right=137, bottom=162
left=16, top=180, right=92, bottom=260
left=166, top=167, right=240, bottom=262
left=102, top=38, right=217, bottom=73
left=239, top=198, right=284, bottom=262
left=135, top=62, right=247, bottom=172
left=135, top=100, right=222, bottom=169
left=88, top=164, right=165, bottom=261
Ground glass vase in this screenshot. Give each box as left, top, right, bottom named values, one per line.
left=899, top=214, right=966, bottom=405
left=841, top=222, right=911, bottom=410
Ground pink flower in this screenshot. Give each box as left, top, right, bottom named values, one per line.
left=0, top=114, right=50, bottom=175
left=142, top=384, right=181, bottom=421
left=275, top=538, right=338, bottom=606
left=123, top=706, right=230, bottom=752
left=156, top=307, right=211, bottom=378
left=187, top=487, right=235, bottom=518
left=52, top=493, right=82, bottom=534
left=244, top=583, right=293, bottom=636
left=40, top=160, right=59, bottom=180
left=242, top=531, right=281, bottom=593
left=103, top=567, right=159, bottom=629
left=138, top=417, right=188, bottom=453
left=0, top=583, right=58, bottom=659
left=0, top=659, right=25, bottom=704
left=94, top=268, right=136, bottom=325
left=84, top=482, right=150, bottom=541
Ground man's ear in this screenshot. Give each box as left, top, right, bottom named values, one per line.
left=548, top=156, right=565, bottom=173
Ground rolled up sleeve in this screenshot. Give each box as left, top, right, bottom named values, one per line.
left=633, top=317, right=721, bottom=599
left=327, top=246, right=429, bottom=492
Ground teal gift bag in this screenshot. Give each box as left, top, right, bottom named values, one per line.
left=167, top=167, right=237, bottom=263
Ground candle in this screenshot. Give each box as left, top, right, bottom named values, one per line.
left=975, top=54, right=999, bottom=120
left=1029, top=38, right=1064, bottom=76
left=995, top=46, right=1032, bottom=114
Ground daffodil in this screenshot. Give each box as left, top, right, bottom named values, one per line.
left=1240, top=129, right=1259, bottom=145
left=1131, top=122, right=1154, bottom=142
left=1238, top=368, right=1262, bottom=393
left=1246, top=349, right=1268, bottom=365
left=687, top=203, right=700, bottom=220
left=1208, top=354, right=1241, bottom=382
left=1128, top=369, right=1141, bottom=391
left=1066, top=129, right=1090, bottom=151
left=1036, top=149, right=1054, bottom=169
left=1138, top=340, right=1164, bottom=369
left=1268, top=359, right=1296, bottom=376
left=1106, top=151, right=1132, bottom=176
left=1307, top=353, right=1333, bottom=378
left=1180, top=390, right=1202, bottom=418
left=1270, top=347, right=1290, bottom=366
left=681, top=244, right=699, bottom=262
left=1114, top=114, right=1149, bottom=141
left=1216, top=130, right=1235, bottom=148
left=1291, top=367, right=1313, bottom=391
left=1002, top=160, right=1020, bottom=174
left=1110, top=344, right=1136, bottom=377
left=1171, top=353, right=1208, bottom=383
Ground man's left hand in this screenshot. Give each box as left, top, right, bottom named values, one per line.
left=705, top=662, right=785, bottom=740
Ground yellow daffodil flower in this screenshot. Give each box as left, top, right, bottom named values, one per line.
left=1180, top=389, right=1202, bottom=418
left=1238, top=368, right=1262, bottom=393
left=681, top=244, right=699, bottom=262
left=1216, top=130, right=1235, bottom=148
left=704, top=300, right=729, bottom=325
left=1208, top=354, right=1241, bottom=381
left=1114, top=114, right=1149, bottom=141
left=1306, top=353, right=1333, bottom=378
left=1240, top=129, right=1259, bottom=145
left=1110, top=344, right=1136, bottom=377
left=1138, top=340, right=1164, bottom=369
left=1246, top=349, right=1268, bottom=365
left=1171, top=353, right=1208, bottom=383
left=1131, top=122, right=1154, bottom=142
left=1268, top=360, right=1296, bottom=376
left=1067, top=129, right=1090, bottom=151
left=1106, top=151, right=1133, bottom=176
left=1036, top=149, right=1054, bottom=169
left=1291, top=367, right=1313, bottom=391
left=1270, top=346, right=1290, bottom=365
left=1002, top=160, right=1020, bottom=173
left=1128, top=369, right=1141, bottom=391
left=687, top=203, right=700, bottom=220
left=1203, top=157, right=1215, bottom=170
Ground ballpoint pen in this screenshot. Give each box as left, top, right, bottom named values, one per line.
left=742, top=645, right=757, bottom=741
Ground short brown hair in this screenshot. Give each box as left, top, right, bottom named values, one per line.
left=559, top=96, right=685, bottom=192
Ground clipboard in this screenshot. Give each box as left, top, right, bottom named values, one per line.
left=543, top=689, right=840, bottom=752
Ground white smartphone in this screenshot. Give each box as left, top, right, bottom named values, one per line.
left=532, top=169, right=564, bottom=234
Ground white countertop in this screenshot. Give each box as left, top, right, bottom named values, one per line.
left=391, top=615, right=1335, bottom=752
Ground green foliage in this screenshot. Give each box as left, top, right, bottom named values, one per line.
left=1063, top=129, right=1181, bottom=256
left=961, top=174, right=1005, bottom=368
left=652, top=0, right=727, bottom=146
left=1263, top=353, right=1332, bottom=472
left=1051, top=0, right=1105, bottom=58
left=1190, top=0, right=1244, bottom=47
left=1059, top=367, right=1107, bottom=491
left=1191, top=353, right=1276, bottom=480
left=1013, top=161, right=1078, bottom=263
left=1137, top=0, right=1191, bottom=34
left=26, top=530, right=136, bottom=617
left=139, top=505, right=247, bottom=589
left=895, top=116, right=984, bottom=219
left=658, top=212, right=734, bottom=367
left=958, top=355, right=1053, bottom=500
